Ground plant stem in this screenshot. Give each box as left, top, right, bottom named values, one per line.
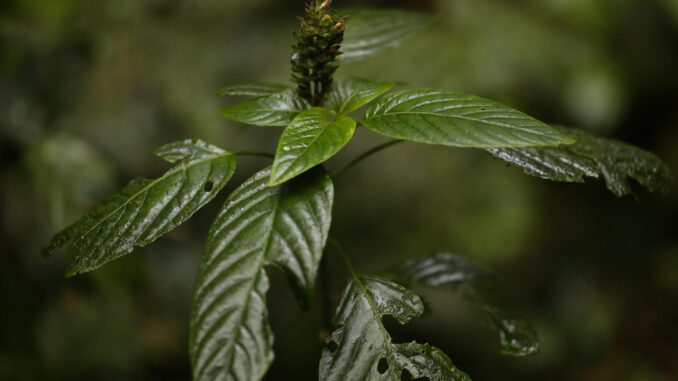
left=333, top=139, right=404, bottom=177
left=328, top=237, right=359, bottom=281
left=233, top=151, right=275, bottom=158
left=319, top=237, right=359, bottom=333
left=319, top=254, right=333, bottom=336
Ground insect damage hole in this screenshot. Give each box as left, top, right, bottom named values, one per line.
left=377, top=358, right=389, bottom=374
left=203, top=181, right=214, bottom=192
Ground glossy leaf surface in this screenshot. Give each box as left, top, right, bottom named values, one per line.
left=387, top=253, right=539, bottom=356
left=342, top=9, right=433, bottom=62
left=43, top=139, right=236, bottom=276
left=487, top=126, right=673, bottom=197
left=216, top=83, right=291, bottom=97
left=190, top=167, right=333, bottom=381
left=219, top=92, right=311, bottom=126
left=270, top=107, right=356, bottom=186
left=326, top=77, right=395, bottom=115
left=320, top=275, right=469, bottom=380
left=362, top=88, right=573, bottom=148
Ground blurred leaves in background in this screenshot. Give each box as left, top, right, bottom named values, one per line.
left=1, top=0, right=677, bottom=380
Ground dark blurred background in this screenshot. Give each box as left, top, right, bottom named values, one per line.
left=1, top=0, right=677, bottom=380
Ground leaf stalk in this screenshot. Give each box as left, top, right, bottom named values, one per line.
left=333, top=139, right=404, bottom=177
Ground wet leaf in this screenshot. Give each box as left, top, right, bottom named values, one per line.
left=362, top=88, right=573, bottom=148
left=270, top=107, right=356, bottom=186
left=190, top=167, right=333, bottom=381
left=219, top=92, right=311, bottom=126
left=482, top=306, right=539, bottom=356
left=387, top=252, right=497, bottom=291
left=43, top=139, right=236, bottom=276
left=386, top=253, right=539, bottom=356
left=487, top=126, right=673, bottom=197
left=326, top=77, right=395, bottom=115
left=216, top=83, right=292, bottom=97
left=342, top=9, right=433, bottom=62
left=320, top=275, right=469, bottom=380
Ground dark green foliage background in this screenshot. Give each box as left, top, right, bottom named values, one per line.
left=1, top=0, right=677, bottom=380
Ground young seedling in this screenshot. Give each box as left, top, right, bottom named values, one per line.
left=44, top=1, right=672, bottom=379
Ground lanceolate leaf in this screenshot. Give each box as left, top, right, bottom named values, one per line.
left=270, top=107, right=356, bottom=186
left=220, top=91, right=311, bottom=126
left=486, top=144, right=599, bottom=184
left=342, top=9, right=433, bottom=62
left=487, top=126, right=673, bottom=197
left=386, top=253, right=539, bottom=356
left=320, top=275, right=469, bottom=381
left=190, top=167, right=333, bottom=381
left=216, top=83, right=291, bottom=97
left=326, top=77, right=396, bottom=115
left=362, top=88, right=573, bottom=148
left=43, top=139, right=236, bottom=277
left=388, top=252, right=497, bottom=291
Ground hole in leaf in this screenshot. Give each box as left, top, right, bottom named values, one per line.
left=377, top=358, right=389, bottom=374
left=204, top=181, right=214, bottom=192
left=327, top=341, right=338, bottom=353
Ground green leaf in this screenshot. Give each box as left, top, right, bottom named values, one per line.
left=320, top=275, right=469, bottom=381
left=326, top=77, right=396, bottom=115
left=487, top=126, right=674, bottom=197
left=269, top=107, right=356, bottom=186
left=154, top=138, right=233, bottom=162
left=219, top=92, right=311, bottom=126
left=482, top=306, right=540, bottom=356
left=362, top=88, right=574, bottom=148
left=216, top=82, right=291, bottom=97
left=388, top=252, right=497, bottom=291
left=190, top=167, right=333, bottom=381
left=386, top=253, right=539, bottom=356
left=43, top=139, right=236, bottom=277
left=342, top=9, right=433, bottom=62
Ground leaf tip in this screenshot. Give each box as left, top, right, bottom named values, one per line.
left=64, top=266, right=80, bottom=278
left=218, top=107, right=232, bottom=118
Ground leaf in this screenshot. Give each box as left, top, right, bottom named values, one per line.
left=326, top=77, right=396, bottom=115
left=342, top=9, right=433, bottom=62
left=486, top=126, right=674, bottom=197
left=216, top=83, right=291, bottom=97
left=220, top=92, right=311, bottom=126
left=269, top=107, right=356, bottom=186
left=154, top=138, right=233, bottom=162
left=486, top=144, right=599, bottom=183
left=386, top=253, right=539, bottom=356
left=43, top=139, right=236, bottom=277
left=320, top=275, right=469, bottom=381
left=190, top=167, right=333, bottom=381
left=482, top=306, right=540, bottom=356
left=387, top=252, right=497, bottom=291
left=362, top=88, right=574, bottom=148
